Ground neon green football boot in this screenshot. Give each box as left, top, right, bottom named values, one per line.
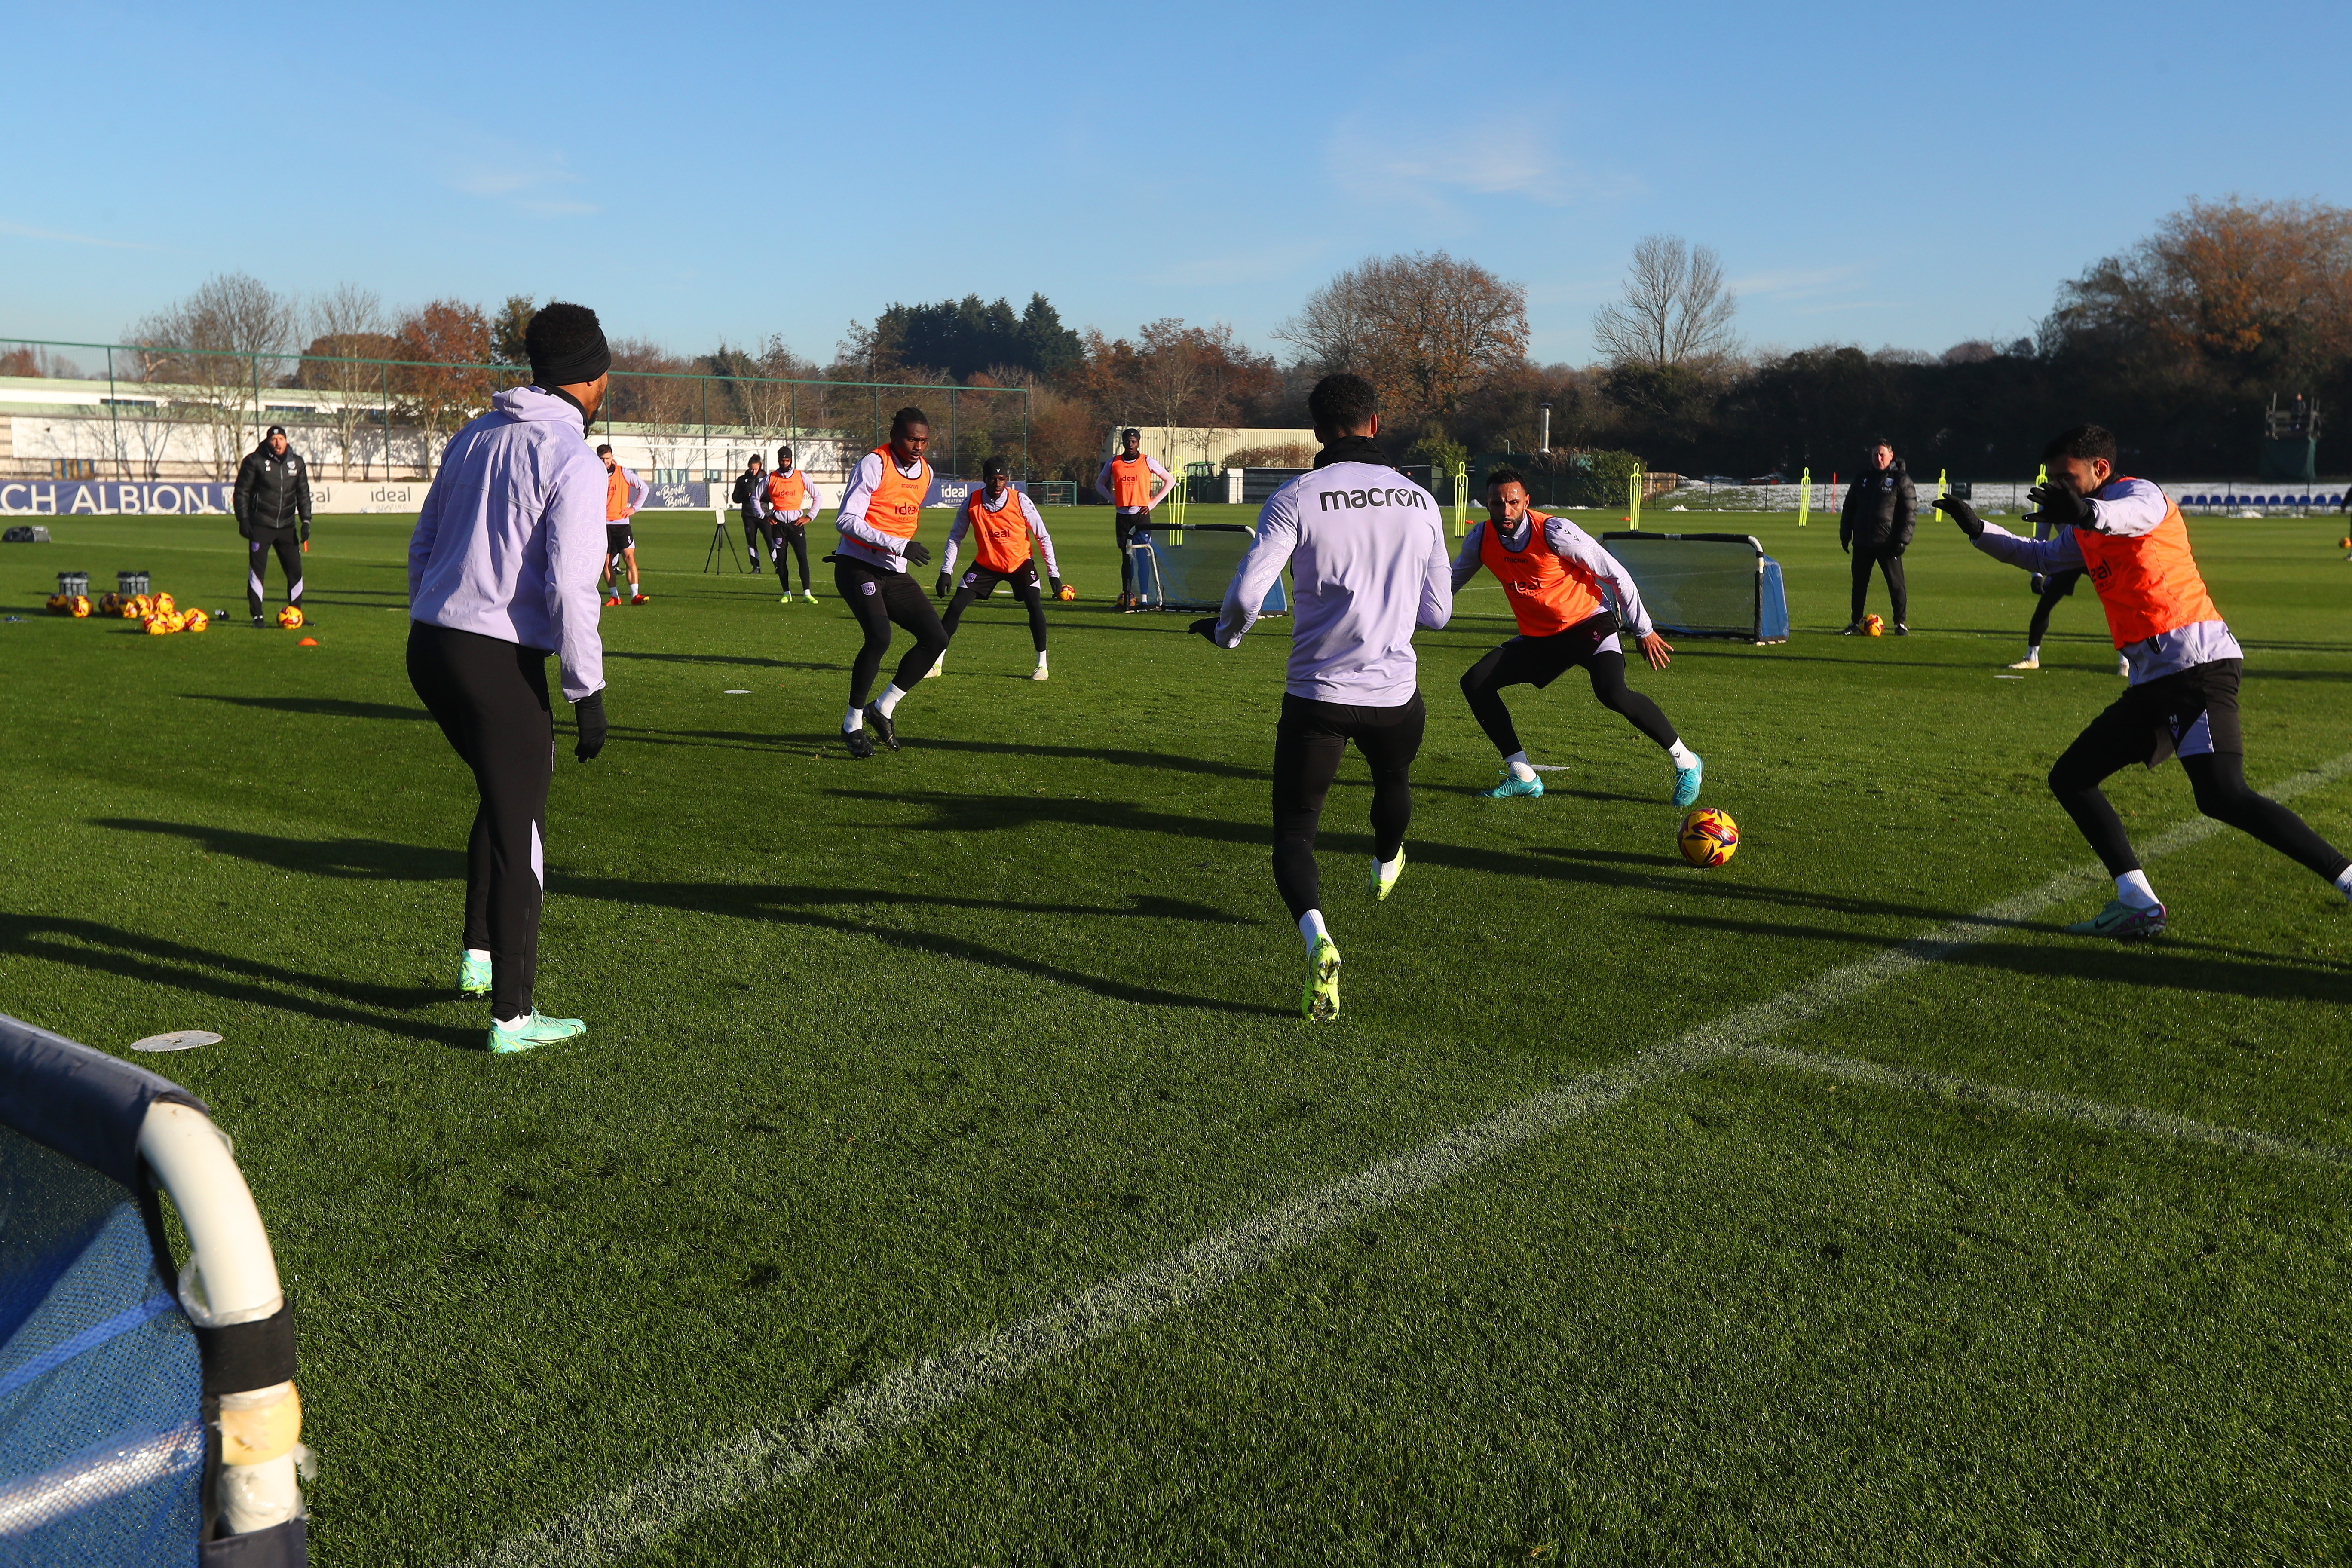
left=1367, top=849, right=1406, bottom=902
left=1301, top=935, right=1342, bottom=1022
left=458, top=949, right=491, bottom=996
left=488, top=1011, right=588, bottom=1054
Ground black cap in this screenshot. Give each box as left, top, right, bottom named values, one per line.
left=266, top=425, right=286, bottom=437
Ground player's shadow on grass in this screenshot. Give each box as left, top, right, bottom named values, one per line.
left=92, top=819, right=1279, bottom=1019
left=185, top=694, right=430, bottom=723
left=1653, top=911, right=2352, bottom=1003
left=604, top=650, right=836, bottom=674
left=0, top=912, right=476, bottom=1050
left=614, top=725, right=1268, bottom=781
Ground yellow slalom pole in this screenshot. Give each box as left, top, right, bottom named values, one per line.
left=1797, top=466, right=1811, bottom=527
left=1627, top=468, right=1644, bottom=530
left=1450, top=460, right=1468, bottom=538
left=1167, top=467, right=1185, bottom=543
left=1931, top=467, right=1948, bottom=522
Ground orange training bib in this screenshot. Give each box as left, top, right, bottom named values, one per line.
left=1479, top=511, right=1606, bottom=637
left=862, top=447, right=929, bottom=541
left=1109, top=453, right=1155, bottom=510
left=2073, top=486, right=2220, bottom=646
left=966, top=490, right=1033, bottom=573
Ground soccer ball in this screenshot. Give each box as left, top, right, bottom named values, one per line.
left=98, top=592, right=122, bottom=616
left=1677, top=806, right=1739, bottom=867
left=1863, top=614, right=1884, bottom=637
left=122, top=594, right=151, bottom=620
left=153, top=592, right=175, bottom=615
left=183, top=608, right=209, bottom=632
left=69, top=595, right=90, bottom=618
left=277, top=605, right=305, bottom=629
left=1057, top=585, right=1077, bottom=602
left=45, top=594, right=67, bottom=615
left=144, top=611, right=178, bottom=635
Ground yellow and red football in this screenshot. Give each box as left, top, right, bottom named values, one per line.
left=1678, top=807, right=1739, bottom=867
left=277, top=605, right=305, bottom=629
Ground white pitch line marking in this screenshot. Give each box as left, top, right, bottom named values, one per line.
left=459, top=749, right=2352, bottom=1568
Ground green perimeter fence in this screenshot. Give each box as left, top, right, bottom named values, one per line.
left=0, top=337, right=1031, bottom=485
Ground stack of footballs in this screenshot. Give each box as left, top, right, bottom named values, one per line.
left=81, top=590, right=209, bottom=635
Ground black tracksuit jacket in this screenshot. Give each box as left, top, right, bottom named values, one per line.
left=1839, top=460, right=1916, bottom=553
left=234, top=444, right=313, bottom=539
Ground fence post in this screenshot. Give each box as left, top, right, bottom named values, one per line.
left=949, top=386, right=959, bottom=478
left=106, top=346, right=123, bottom=479
left=1796, top=466, right=1810, bottom=527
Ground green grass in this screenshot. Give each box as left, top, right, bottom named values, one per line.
left=3, top=503, right=2349, bottom=1565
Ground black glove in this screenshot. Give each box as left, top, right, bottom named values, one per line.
left=935, top=572, right=952, bottom=600
left=300, top=521, right=311, bottom=545
left=1048, top=576, right=1063, bottom=598
left=2026, top=483, right=2092, bottom=530
left=1934, top=496, right=1985, bottom=539
left=1839, top=534, right=1850, bottom=554
left=573, top=691, right=608, bottom=763
left=2030, top=573, right=2046, bottom=595
left=902, top=539, right=932, bottom=569
left=1188, top=616, right=1221, bottom=644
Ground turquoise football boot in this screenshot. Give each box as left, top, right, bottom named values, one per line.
left=1672, top=754, right=1704, bottom=809
left=488, top=1011, right=588, bottom=1054
left=2063, top=899, right=2166, bottom=940
left=1477, top=769, right=1544, bottom=800
left=458, top=949, right=492, bottom=997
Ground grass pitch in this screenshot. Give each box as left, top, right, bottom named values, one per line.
left=3, top=502, right=2349, bottom=1565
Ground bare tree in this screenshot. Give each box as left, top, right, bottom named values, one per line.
left=1277, top=252, right=1529, bottom=430
left=126, top=272, right=299, bottom=477
left=1591, top=235, right=1740, bottom=371
left=303, top=283, right=386, bottom=478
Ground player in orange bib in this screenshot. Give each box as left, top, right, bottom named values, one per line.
left=1939, top=424, right=2352, bottom=937
left=829, top=406, right=945, bottom=759
left=1453, top=467, right=1704, bottom=807
left=597, top=444, right=649, bottom=605
left=934, top=459, right=1063, bottom=680
left=1095, top=427, right=1173, bottom=610
left=763, top=445, right=824, bottom=604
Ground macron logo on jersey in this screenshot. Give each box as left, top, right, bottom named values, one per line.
left=1317, top=485, right=1431, bottom=512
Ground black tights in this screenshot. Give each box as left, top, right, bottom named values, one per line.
left=769, top=524, right=811, bottom=591
left=2026, top=581, right=2073, bottom=648
left=1850, top=546, right=1906, bottom=625
left=942, top=576, right=1047, bottom=652
left=1271, top=692, right=1425, bottom=920
left=836, top=559, right=948, bottom=707
left=406, top=622, right=554, bottom=1019
left=1461, top=645, right=1677, bottom=758
left=2050, top=745, right=2349, bottom=883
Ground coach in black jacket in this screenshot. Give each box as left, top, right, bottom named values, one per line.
left=1838, top=438, right=1914, bottom=634
left=234, top=425, right=312, bottom=626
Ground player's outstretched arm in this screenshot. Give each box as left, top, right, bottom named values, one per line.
left=1200, top=490, right=1299, bottom=646
left=1939, top=496, right=2083, bottom=574
left=1448, top=523, right=1485, bottom=594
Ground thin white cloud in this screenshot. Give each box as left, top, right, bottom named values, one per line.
left=1326, top=110, right=1638, bottom=213
left=1729, top=264, right=1859, bottom=300
left=0, top=219, right=153, bottom=251
left=1142, top=241, right=1326, bottom=288
left=444, top=140, right=599, bottom=216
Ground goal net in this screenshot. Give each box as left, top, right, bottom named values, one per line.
left=1600, top=531, right=1789, bottom=643
left=1133, top=524, right=1288, bottom=613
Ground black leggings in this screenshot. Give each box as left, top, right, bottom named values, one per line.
left=2026, top=574, right=2079, bottom=648
left=837, top=558, right=948, bottom=706
left=2048, top=698, right=2348, bottom=885
left=246, top=526, right=304, bottom=618
left=1461, top=642, right=1677, bottom=759
left=741, top=517, right=763, bottom=569
left=941, top=574, right=1048, bottom=652
left=1271, top=692, right=1425, bottom=919
left=1850, top=545, right=1906, bottom=625
left=406, top=622, right=554, bottom=1019
left=768, top=523, right=811, bottom=591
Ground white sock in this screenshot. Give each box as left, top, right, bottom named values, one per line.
left=2026, top=644, right=2040, bottom=659
left=465, top=947, right=490, bottom=964
left=876, top=683, right=908, bottom=718
left=1036, top=649, right=1049, bottom=666
left=2335, top=864, right=2352, bottom=900
left=2115, top=869, right=2160, bottom=910
left=495, top=1013, right=529, bottom=1029
left=1375, top=853, right=1402, bottom=880
left=1504, top=750, right=1536, bottom=782
left=1668, top=739, right=1698, bottom=769
left=1298, top=909, right=1328, bottom=950
left=842, top=706, right=863, bottom=733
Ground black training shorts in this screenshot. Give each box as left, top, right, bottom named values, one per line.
left=1482, top=610, right=1623, bottom=690
left=2078, top=657, right=2245, bottom=768
left=958, top=560, right=1040, bottom=596
left=605, top=523, right=634, bottom=554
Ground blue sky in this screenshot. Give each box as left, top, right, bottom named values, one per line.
left=7, top=0, right=2346, bottom=371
